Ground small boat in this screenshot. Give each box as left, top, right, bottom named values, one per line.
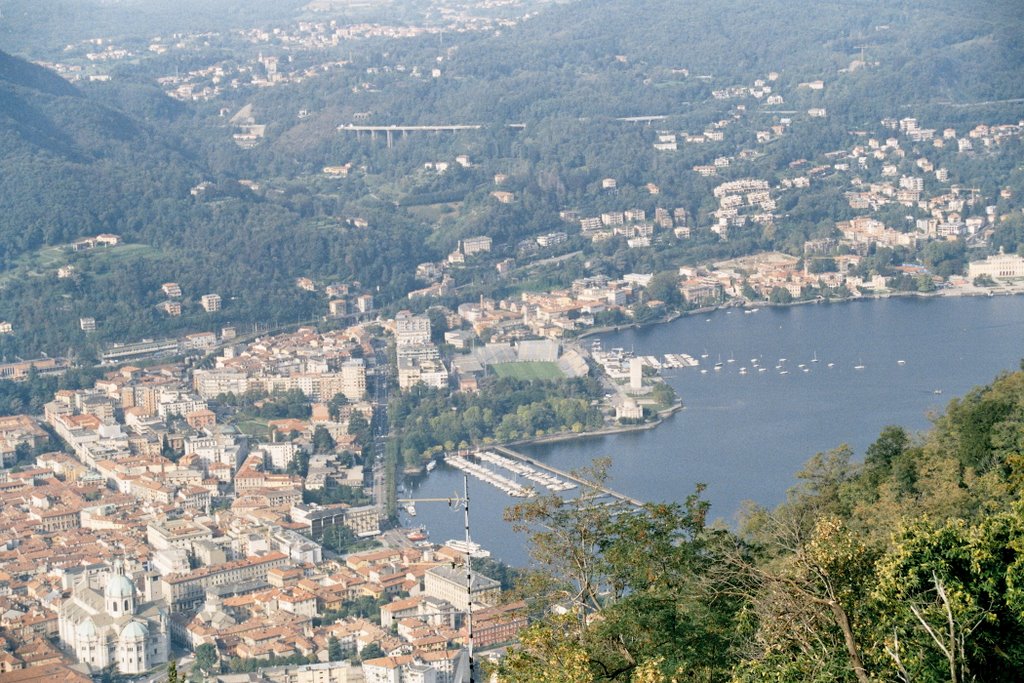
left=933, top=389, right=942, bottom=394
left=853, top=362, right=865, bottom=370
left=405, top=503, right=417, bottom=516
left=713, top=365, right=722, bottom=372
left=406, top=528, right=428, bottom=542
left=739, top=367, right=747, bottom=375
left=700, top=368, right=708, bottom=374
left=701, top=349, right=709, bottom=358
left=779, top=370, right=789, bottom=375
left=798, top=363, right=806, bottom=369
left=758, top=367, right=767, bottom=373
left=727, top=354, right=736, bottom=364
left=897, top=360, right=906, bottom=365
left=779, top=358, right=787, bottom=363
left=426, top=460, right=437, bottom=472
left=811, top=351, right=819, bottom=363
left=802, top=367, right=810, bottom=373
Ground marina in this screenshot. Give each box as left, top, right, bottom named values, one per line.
left=444, top=453, right=533, bottom=497
left=443, top=449, right=580, bottom=497
left=475, top=450, right=576, bottom=492
left=409, top=297, right=1024, bottom=566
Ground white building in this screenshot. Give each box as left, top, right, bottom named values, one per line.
left=340, top=359, right=367, bottom=401
left=423, top=565, right=500, bottom=614
left=58, top=560, right=170, bottom=675
left=200, top=294, right=221, bottom=312
left=395, top=313, right=432, bottom=347
left=968, top=250, right=1024, bottom=280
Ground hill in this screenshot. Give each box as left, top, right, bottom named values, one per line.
left=0, top=0, right=1022, bottom=359
left=500, top=366, right=1024, bottom=681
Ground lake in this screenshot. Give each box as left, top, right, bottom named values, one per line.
left=405, top=295, right=1024, bottom=566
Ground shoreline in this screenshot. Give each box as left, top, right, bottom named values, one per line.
left=507, top=401, right=683, bottom=448
left=577, top=284, right=1024, bottom=342
left=408, top=284, right=1023, bottom=480
left=517, top=285, right=1023, bottom=452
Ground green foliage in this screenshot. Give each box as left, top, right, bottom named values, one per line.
left=490, top=362, right=564, bottom=381
left=768, top=287, right=793, bottom=305
left=303, top=484, right=370, bottom=508
left=312, top=426, right=336, bottom=454
left=867, top=513, right=1024, bottom=681
left=194, top=643, right=218, bottom=673
left=645, top=271, right=683, bottom=306
left=506, top=369, right=1024, bottom=681
left=389, top=376, right=604, bottom=467
left=650, top=382, right=677, bottom=410
left=503, top=461, right=742, bottom=681
left=320, top=524, right=359, bottom=554
left=359, top=642, right=384, bottom=661
left=328, top=636, right=344, bottom=662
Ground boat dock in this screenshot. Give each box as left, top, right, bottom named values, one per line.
left=446, top=454, right=533, bottom=497
left=493, top=446, right=646, bottom=507
left=476, top=450, right=576, bottom=492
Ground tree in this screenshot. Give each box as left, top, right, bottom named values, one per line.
left=867, top=511, right=1024, bottom=682
left=427, top=307, right=450, bottom=344
left=645, top=271, right=683, bottom=306
left=769, top=286, right=793, bottom=304
left=502, top=460, right=741, bottom=681
left=735, top=512, right=877, bottom=683
left=360, top=642, right=384, bottom=661
left=167, top=661, right=180, bottom=683
left=195, top=643, right=218, bottom=673
left=328, top=635, right=344, bottom=662
left=313, top=425, right=336, bottom=454
left=287, top=449, right=310, bottom=477
left=734, top=446, right=877, bottom=682
left=321, top=524, right=357, bottom=553
left=328, top=392, right=349, bottom=420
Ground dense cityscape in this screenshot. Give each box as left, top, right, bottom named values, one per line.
left=1, top=0, right=1023, bottom=681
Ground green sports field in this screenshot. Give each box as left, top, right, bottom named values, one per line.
left=491, top=361, right=564, bottom=380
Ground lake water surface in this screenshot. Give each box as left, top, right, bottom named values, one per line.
left=407, top=295, right=1024, bottom=566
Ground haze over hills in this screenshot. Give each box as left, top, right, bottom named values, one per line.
left=0, top=0, right=1021, bottom=361
left=0, top=2, right=1023, bottom=682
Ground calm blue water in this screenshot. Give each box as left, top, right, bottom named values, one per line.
left=406, top=295, right=1024, bottom=566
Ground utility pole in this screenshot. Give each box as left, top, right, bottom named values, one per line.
left=460, top=474, right=475, bottom=683
left=397, top=473, right=476, bottom=682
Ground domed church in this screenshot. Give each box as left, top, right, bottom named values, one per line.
left=57, top=559, right=170, bottom=674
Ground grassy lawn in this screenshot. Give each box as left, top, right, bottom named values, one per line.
left=0, top=242, right=164, bottom=287
left=492, top=361, right=565, bottom=381
left=407, top=202, right=461, bottom=223
left=236, top=418, right=270, bottom=439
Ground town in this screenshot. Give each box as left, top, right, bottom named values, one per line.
left=1, top=1, right=1024, bottom=681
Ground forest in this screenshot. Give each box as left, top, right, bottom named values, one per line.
left=388, top=375, right=605, bottom=469
left=1, top=0, right=1023, bottom=361
left=498, top=365, right=1024, bottom=681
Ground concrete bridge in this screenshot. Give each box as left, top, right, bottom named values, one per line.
left=338, top=114, right=687, bottom=147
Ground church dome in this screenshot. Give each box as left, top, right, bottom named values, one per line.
left=76, top=618, right=97, bottom=639
left=119, top=621, right=148, bottom=641
left=104, top=573, right=136, bottom=601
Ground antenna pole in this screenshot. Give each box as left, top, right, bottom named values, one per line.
left=463, top=473, right=474, bottom=682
